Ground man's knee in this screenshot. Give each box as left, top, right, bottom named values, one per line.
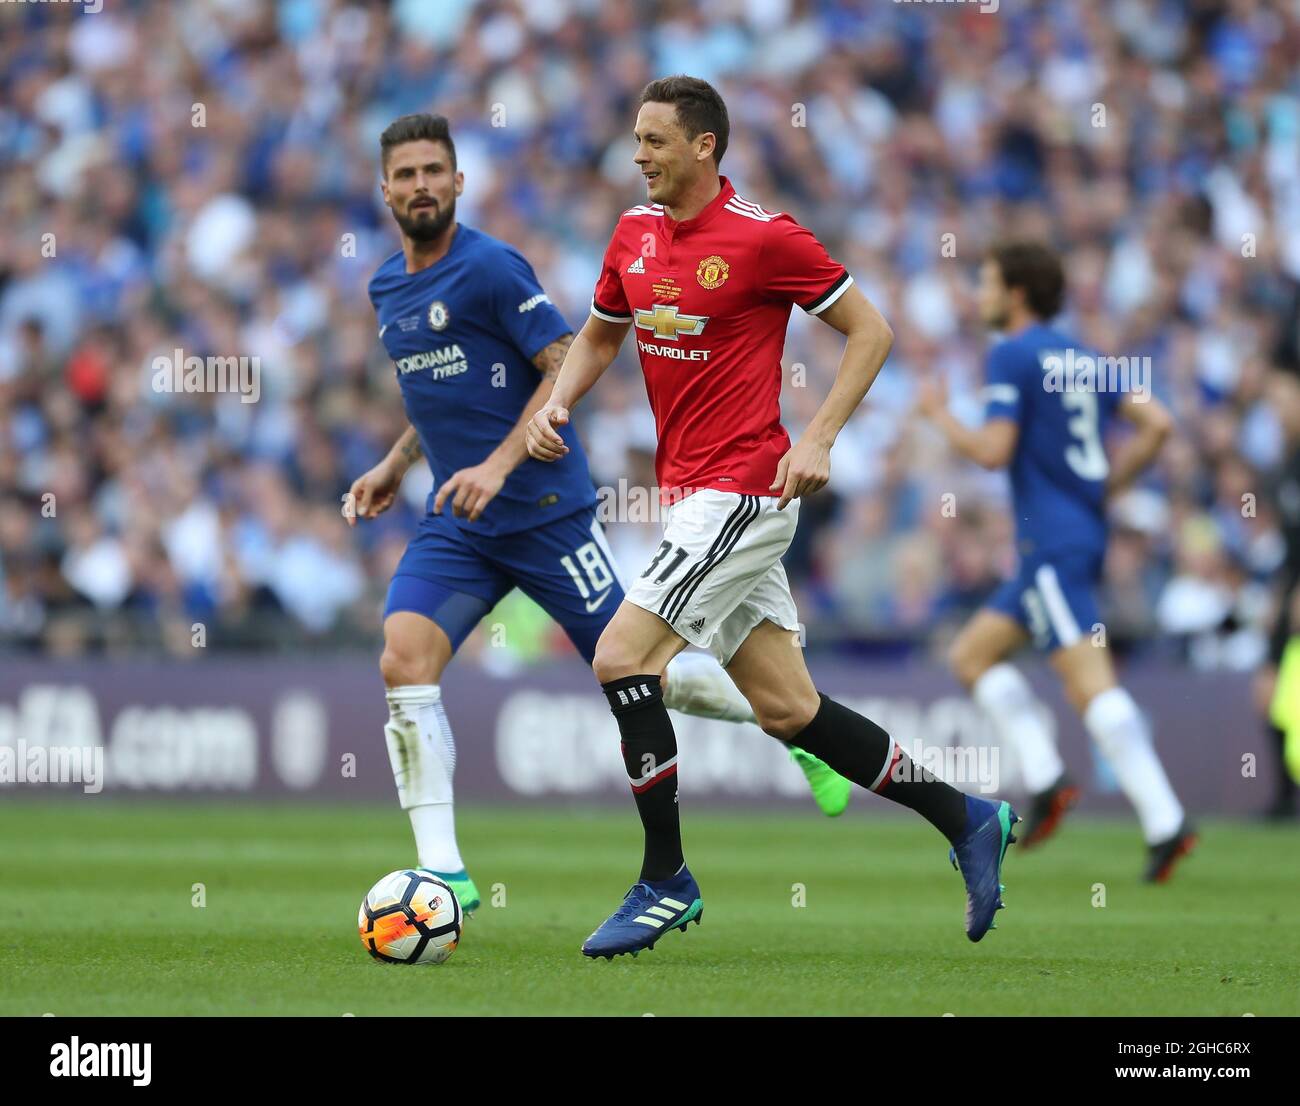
left=752, top=693, right=820, bottom=742
left=591, top=633, right=648, bottom=686
left=1052, top=641, right=1116, bottom=716
left=381, top=614, right=450, bottom=688
left=380, top=642, right=436, bottom=688
left=1061, top=672, right=1108, bottom=717
left=381, top=622, right=447, bottom=687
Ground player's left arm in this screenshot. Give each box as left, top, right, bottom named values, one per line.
left=479, top=331, right=575, bottom=473
left=1105, top=391, right=1173, bottom=496
left=433, top=332, right=574, bottom=522
left=434, top=244, right=576, bottom=521
left=771, top=284, right=895, bottom=509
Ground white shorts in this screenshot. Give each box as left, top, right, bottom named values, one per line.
left=624, top=489, right=801, bottom=666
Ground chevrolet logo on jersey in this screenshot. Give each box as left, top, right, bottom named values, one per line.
left=633, top=304, right=708, bottom=341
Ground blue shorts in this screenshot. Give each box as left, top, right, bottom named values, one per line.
left=986, top=549, right=1103, bottom=653
left=383, top=506, right=626, bottom=664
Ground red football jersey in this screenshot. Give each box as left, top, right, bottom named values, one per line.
left=591, top=176, right=852, bottom=502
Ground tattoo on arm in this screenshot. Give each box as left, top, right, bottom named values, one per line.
left=398, top=428, right=422, bottom=466
left=532, top=333, right=574, bottom=381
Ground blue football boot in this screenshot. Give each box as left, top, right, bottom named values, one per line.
left=582, top=865, right=703, bottom=960
left=948, top=795, right=1019, bottom=942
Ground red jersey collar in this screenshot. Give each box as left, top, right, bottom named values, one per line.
left=662, top=176, right=735, bottom=235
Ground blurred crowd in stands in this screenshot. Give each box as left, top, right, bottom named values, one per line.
left=3, top=0, right=1300, bottom=671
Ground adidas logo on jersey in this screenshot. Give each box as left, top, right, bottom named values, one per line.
left=626, top=256, right=646, bottom=274
left=689, top=617, right=705, bottom=634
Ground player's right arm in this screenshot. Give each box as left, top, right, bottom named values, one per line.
left=1105, top=392, right=1173, bottom=496
left=345, top=424, right=423, bottom=527
left=526, top=228, right=633, bottom=462
left=525, top=315, right=630, bottom=461
left=916, top=377, right=1020, bottom=470
left=916, top=339, right=1021, bottom=470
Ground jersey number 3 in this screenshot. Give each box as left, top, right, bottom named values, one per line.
left=1061, top=391, right=1109, bottom=481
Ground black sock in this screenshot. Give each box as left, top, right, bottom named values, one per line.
left=602, top=675, right=683, bottom=882
left=792, top=693, right=969, bottom=842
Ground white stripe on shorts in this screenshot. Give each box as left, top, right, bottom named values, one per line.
left=1034, top=564, right=1081, bottom=647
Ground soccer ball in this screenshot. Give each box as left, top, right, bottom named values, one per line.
left=358, top=869, right=462, bottom=965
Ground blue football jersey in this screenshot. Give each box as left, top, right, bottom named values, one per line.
left=368, top=224, right=597, bottom=536
left=982, top=323, right=1121, bottom=557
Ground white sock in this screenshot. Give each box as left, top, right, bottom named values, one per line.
left=384, top=684, right=464, bottom=872
left=663, top=651, right=756, bottom=724
left=972, top=663, right=1065, bottom=794
left=1083, top=687, right=1184, bottom=843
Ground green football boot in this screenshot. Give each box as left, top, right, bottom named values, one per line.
left=420, top=868, right=481, bottom=915
left=790, top=746, right=851, bottom=817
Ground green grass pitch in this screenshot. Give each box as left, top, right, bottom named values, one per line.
left=1, top=800, right=1296, bottom=1016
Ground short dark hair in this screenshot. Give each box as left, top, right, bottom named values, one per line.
left=380, top=113, right=457, bottom=174
left=639, top=75, right=729, bottom=166
left=989, top=241, right=1065, bottom=319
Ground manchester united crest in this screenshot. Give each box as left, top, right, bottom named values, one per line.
left=696, top=255, right=730, bottom=290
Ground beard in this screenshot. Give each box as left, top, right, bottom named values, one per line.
left=983, top=303, right=1008, bottom=330
left=395, top=196, right=455, bottom=242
